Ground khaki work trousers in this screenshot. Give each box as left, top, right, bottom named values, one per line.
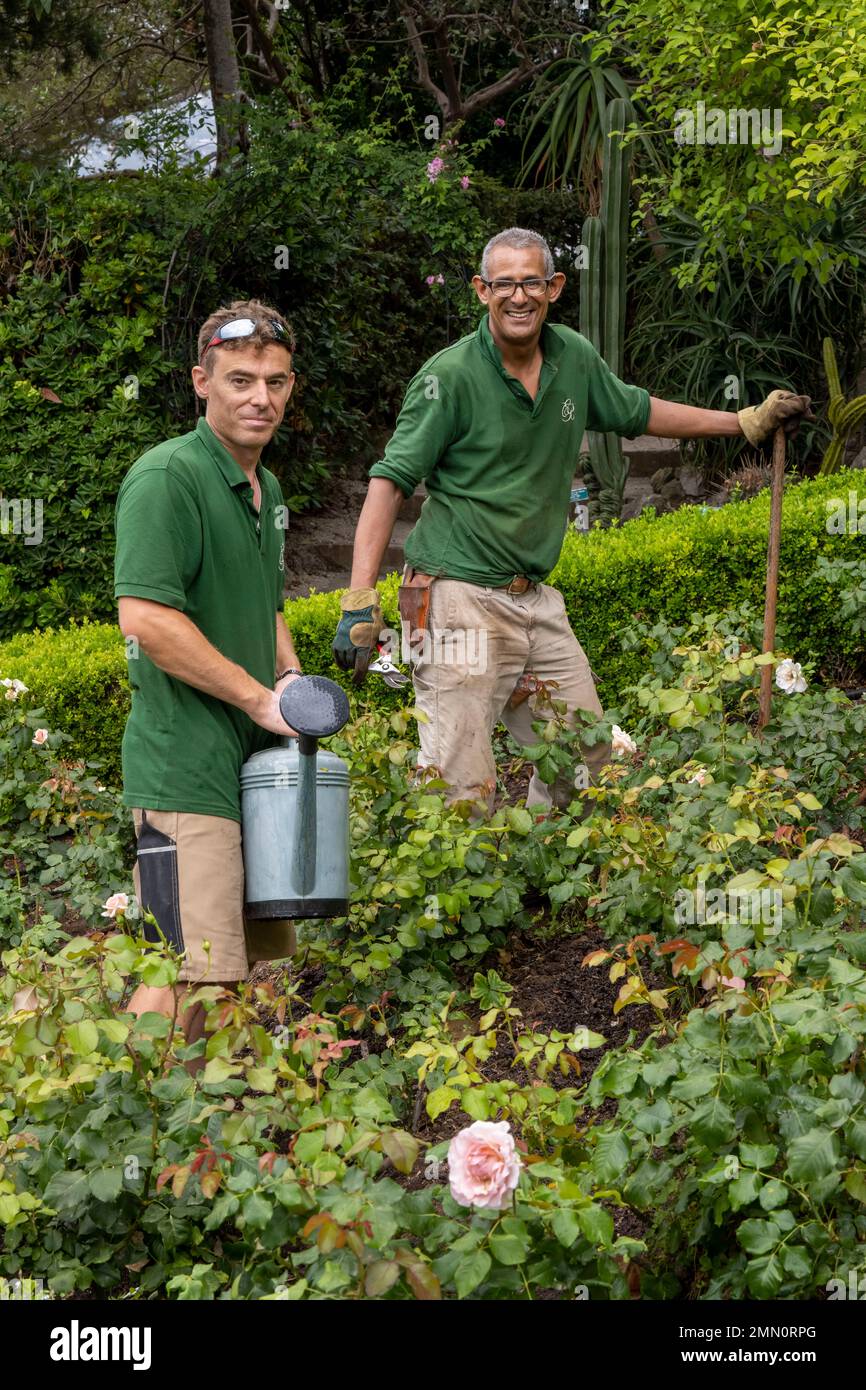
left=131, top=808, right=297, bottom=984
left=411, top=578, right=611, bottom=816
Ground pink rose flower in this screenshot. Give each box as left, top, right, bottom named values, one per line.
left=494, top=118, right=505, bottom=128
left=32, top=728, right=49, bottom=746
left=101, top=892, right=130, bottom=919
left=447, top=1120, right=521, bottom=1210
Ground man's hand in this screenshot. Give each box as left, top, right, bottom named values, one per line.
left=738, top=390, right=815, bottom=446
left=332, top=587, right=383, bottom=684
left=253, top=672, right=302, bottom=737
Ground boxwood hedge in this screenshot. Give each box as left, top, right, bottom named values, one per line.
left=0, top=469, right=862, bottom=787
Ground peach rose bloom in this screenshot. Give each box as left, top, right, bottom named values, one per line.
left=447, top=1121, right=521, bottom=1210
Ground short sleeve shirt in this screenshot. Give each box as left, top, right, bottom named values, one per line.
left=368, top=314, right=651, bottom=586
left=114, top=417, right=287, bottom=821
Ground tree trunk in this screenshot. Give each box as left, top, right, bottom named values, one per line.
left=202, top=0, right=246, bottom=171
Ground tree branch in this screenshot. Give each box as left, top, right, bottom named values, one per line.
left=430, top=17, right=462, bottom=118
left=239, top=0, right=288, bottom=85
left=460, top=56, right=552, bottom=121
left=399, top=2, right=448, bottom=119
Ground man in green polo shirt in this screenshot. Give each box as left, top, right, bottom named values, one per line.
left=114, top=299, right=303, bottom=1060
left=334, top=227, right=812, bottom=814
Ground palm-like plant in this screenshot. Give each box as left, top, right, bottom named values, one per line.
left=515, top=38, right=633, bottom=209
left=626, top=194, right=866, bottom=471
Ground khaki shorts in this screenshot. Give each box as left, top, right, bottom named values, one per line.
left=130, top=808, right=296, bottom=984
left=412, top=578, right=610, bottom=816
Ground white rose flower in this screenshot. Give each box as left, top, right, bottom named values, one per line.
left=611, top=725, right=637, bottom=757
left=32, top=728, right=49, bottom=746
left=775, top=659, right=807, bottom=694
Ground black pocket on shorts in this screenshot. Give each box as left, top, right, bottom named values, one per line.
left=136, top=814, right=185, bottom=954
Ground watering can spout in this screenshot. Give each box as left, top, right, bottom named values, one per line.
left=277, top=678, right=350, bottom=900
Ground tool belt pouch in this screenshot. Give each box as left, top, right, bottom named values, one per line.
left=397, top=567, right=435, bottom=655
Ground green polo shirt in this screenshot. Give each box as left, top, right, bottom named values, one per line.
left=113, top=417, right=286, bottom=823
left=369, top=313, right=651, bottom=586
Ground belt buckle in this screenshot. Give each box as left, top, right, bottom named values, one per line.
left=506, top=575, right=527, bottom=595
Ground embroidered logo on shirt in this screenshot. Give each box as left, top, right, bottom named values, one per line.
left=561, top=398, right=575, bottom=422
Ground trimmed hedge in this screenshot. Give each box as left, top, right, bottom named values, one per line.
left=551, top=467, right=866, bottom=698
left=1, top=469, right=863, bottom=786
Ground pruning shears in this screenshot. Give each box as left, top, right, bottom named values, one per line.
left=367, top=641, right=409, bottom=689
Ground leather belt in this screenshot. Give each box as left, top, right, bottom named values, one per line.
left=427, top=571, right=536, bottom=596
left=497, top=575, right=535, bottom=595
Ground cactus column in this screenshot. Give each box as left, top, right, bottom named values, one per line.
left=819, top=337, right=866, bottom=475
left=580, top=97, right=635, bottom=525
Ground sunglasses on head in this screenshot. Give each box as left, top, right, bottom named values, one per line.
left=200, top=316, right=290, bottom=363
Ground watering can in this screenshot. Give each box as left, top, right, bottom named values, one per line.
left=240, top=675, right=350, bottom=920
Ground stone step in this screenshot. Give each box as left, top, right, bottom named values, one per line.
left=579, top=433, right=682, bottom=478
left=310, top=519, right=413, bottom=578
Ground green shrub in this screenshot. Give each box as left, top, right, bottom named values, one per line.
left=0, top=619, right=131, bottom=785
left=0, top=93, right=492, bottom=639
left=0, top=578, right=405, bottom=785
left=1, top=471, right=863, bottom=780
left=552, top=467, right=866, bottom=703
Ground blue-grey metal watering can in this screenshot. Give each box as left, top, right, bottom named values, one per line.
left=240, top=675, right=350, bottom=920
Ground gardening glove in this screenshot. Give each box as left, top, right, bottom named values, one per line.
left=332, top=587, right=384, bottom=685
left=737, top=390, right=815, bottom=446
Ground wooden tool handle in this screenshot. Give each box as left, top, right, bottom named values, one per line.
left=758, top=427, right=787, bottom=731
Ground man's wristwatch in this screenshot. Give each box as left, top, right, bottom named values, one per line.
left=276, top=667, right=302, bottom=681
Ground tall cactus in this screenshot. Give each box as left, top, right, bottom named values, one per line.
left=579, top=97, right=635, bottom=525
left=579, top=214, right=603, bottom=349
left=820, top=337, right=866, bottom=474
left=600, top=97, right=632, bottom=379
left=579, top=214, right=605, bottom=519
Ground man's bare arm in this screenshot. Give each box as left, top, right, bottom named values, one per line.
left=276, top=611, right=300, bottom=676
left=118, top=597, right=292, bottom=735
left=349, top=478, right=405, bottom=589
left=646, top=397, right=744, bottom=438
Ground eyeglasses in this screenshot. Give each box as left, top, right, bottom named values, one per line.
left=480, top=277, right=555, bottom=298
left=200, top=317, right=290, bottom=362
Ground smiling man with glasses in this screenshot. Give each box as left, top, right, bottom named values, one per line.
left=335, top=227, right=813, bottom=817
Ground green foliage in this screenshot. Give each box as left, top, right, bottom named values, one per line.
left=0, top=619, right=134, bottom=785
left=0, top=682, right=131, bottom=948
left=2, top=471, right=864, bottom=782
left=3, top=596, right=866, bottom=1298
left=597, top=0, right=866, bottom=290
left=0, top=88, right=489, bottom=638
left=552, top=467, right=866, bottom=702
left=517, top=37, right=634, bottom=199
left=625, top=191, right=866, bottom=472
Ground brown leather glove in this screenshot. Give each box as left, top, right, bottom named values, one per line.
left=333, top=587, right=384, bottom=684
left=737, top=390, right=815, bottom=446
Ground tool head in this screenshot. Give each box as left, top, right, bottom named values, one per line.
left=279, top=675, right=350, bottom=738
